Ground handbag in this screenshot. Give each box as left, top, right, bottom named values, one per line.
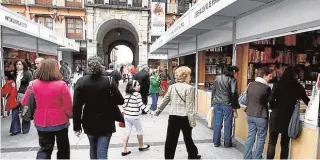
left=22, top=82, right=37, bottom=121
left=288, top=101, right=302, bottom=140
left=118, top=112, right=125, bottom=128
left=119, top=94, right=131, bottom=128
left=238, top=82, right=252, bottom=107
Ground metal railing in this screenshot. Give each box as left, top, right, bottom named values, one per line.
left=2, top=0, right=25, bottom=4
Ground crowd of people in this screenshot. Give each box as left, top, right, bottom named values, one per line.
left=1, top=54, right=308, bottom=159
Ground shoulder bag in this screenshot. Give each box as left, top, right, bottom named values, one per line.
left=288, top=101, right=302, bottom=139
left=22, top=82, right=37, bottom=121
left=238, top=82, right=252, bottom=107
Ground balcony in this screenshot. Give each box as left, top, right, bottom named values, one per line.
left=166, top=3, right=177, bottom=14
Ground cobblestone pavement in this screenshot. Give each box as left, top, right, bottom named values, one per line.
left=1, top=81, right=243, bottom=159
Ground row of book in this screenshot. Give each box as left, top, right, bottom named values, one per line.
left=249, top=48, right=306, bottom=64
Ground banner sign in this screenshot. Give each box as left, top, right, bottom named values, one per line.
left=151, top=2, right=166, bottom=36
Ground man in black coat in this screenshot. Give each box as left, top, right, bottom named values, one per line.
left=73, top=56, right=124, bottom=159
left=105, top=64, right=122, bottom=87
left=133, top=65, right=150, bottom=106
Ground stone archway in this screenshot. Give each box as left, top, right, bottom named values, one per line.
left=86, top=8, right=149, bottom=66
left=95, top=19, right=140, bottom=67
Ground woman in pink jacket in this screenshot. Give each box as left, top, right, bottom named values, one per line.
left=21, top=59, right=72, bottom=159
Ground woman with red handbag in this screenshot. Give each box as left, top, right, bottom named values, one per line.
left=121, top=80, right=154, bottom=156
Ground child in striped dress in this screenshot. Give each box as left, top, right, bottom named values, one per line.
left=121, top=80, right=154, bottom=156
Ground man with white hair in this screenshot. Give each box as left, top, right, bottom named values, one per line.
left=33, top=57, right=45, bottom=79
left=35, top=57, right=45, bottom=69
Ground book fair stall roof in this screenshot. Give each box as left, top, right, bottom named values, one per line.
left=0, top=5, right=80, bottom=55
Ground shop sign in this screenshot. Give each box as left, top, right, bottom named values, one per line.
left=60, top=37, right=80, bottom=52
left=0, top=6, right=38, bottom=36
left=191, top=0, right=236, bottom=26
left=148, top=53, right=168, bottom=60
left=39, top=25, right=64, bottom=46
left=151, top=2, right=166, bottom=36
left=168, top=14, right=190, bottom=38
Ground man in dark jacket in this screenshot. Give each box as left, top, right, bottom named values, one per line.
left=105, top=64, right=122, bottom=87
left=60, top=61, right=70, bottom=84
left=211, top=66, right=240, bottom=148
left=133, top=65, right=150, bottom=106
left=73, top=56, right=124, bottom=159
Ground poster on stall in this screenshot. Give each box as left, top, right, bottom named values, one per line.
left=305, top=73, right=320, bottom=126
left=151, top=2, right=165, bottom=36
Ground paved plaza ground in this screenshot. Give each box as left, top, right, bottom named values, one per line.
left=1, top=82, right=243, bottom=159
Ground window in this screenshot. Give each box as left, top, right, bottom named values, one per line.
left=109, top=0, right=127, bottom=6
left=66, top=18, right=83, bottom=39
left=65, top=0, right=82, bottom=7
left=37, top=16, right=53, bottom=30
left=35, top=0, right=52, bottom=5
left=132, top=0, right=141, bottom=7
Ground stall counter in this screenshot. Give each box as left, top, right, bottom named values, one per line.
left=197, top=89, right=320, bottom=159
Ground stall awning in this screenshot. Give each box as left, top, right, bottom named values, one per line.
left=0, top=5, right=79, bottom=55
left=150, top=0, right=285, bottom=58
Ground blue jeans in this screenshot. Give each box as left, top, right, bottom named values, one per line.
left=10, top=106, right=31, bottom=134
left=213, top=105, right=233, bottom=147
left=87, top=134, right=112, bottom=159
left=244, top=116, right=268, bottom=159
left=151, top=93, right=158, bottom=111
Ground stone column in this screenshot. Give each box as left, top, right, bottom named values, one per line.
left=86, top=7, right=97, bottom=60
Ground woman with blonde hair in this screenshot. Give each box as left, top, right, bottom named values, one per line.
left=155, top=66, right=201, bottom=159
left=21, top=59, right=72, bottom=159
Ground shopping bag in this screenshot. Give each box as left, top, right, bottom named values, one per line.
left=288, top=101, right=302, bottom=140
left=206, top=107, right=214, bottom=128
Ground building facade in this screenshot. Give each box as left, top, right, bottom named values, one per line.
left=85, top=0, right=149, bottom=67
left=2, top=0, right=86, bottom=71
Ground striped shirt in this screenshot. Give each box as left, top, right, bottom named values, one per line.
left=122, top=92, right=153, bottom=119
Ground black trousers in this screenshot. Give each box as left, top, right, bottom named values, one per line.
left=266, top=132, right=290, bottom=159
left=36, top=128, right=70, bottom=159
left=165, top=115, right=198, bottom=159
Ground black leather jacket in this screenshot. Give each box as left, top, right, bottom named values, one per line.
left=211, top=74, right=240, bottom=109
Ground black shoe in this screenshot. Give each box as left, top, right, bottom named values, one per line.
left=188, top=155, right=201, bottom=159
left=139, top=145, right=150, bottom=151
left=214, top=144, right=220, bottom=147
left=22, top=132, right=29, bottom=134
left=10, top=132, right=20, bottom=136
left=121, top=151, right=131, bottom=156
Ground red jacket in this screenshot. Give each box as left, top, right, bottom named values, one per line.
left=1, top=80, right=18, bottom=111
left=21, top=80, right=72, bottom=127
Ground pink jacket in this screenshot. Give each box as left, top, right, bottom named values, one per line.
left=21, top=80, right=72, bottom=127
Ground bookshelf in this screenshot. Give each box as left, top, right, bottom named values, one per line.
left=246, top=31, right=320, bottom=97
left=204, top=45, right=233, bottom=90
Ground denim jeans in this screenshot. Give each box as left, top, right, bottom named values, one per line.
left=244, top=116, right=268, bottom=159
left=151, top=93, right=158, bottom=111
left=10, top=106, right=31, bottom=134
left=87, top=134, right=112, bottom=159
left=213, top=105, right=233, bottom=147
